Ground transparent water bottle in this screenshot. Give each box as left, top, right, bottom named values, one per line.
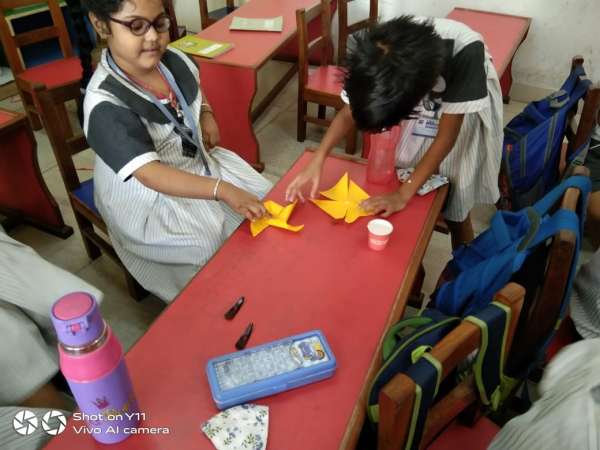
left=367, top=125, right=402, bottom=184
left=51, top=292, right=140, bottom=444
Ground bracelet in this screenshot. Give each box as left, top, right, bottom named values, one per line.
left=212, top=177, right=222, bottom=201
left=201, top=102, right=213, bottom=114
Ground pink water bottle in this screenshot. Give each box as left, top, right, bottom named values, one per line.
left=51, top=292, right=140, bottom=444
left=367, top=125, right=402, bottom=184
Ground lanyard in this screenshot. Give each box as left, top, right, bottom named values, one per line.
left=106, top=52, right=212, bottom=176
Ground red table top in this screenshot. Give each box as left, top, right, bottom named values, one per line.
left=0, top=109, right=17, bottom=127
left=447, top=7, right=531, bottom=77
left=45, top=152, right=445, bottom=450
left=195, top=0, right=318, bottom=69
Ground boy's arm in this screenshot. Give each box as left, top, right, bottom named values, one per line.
left=361, top=113, right=464, bottom=216
left=400, top=112, right=464, bottom=197
left=285, top=105, right=355, bottom=201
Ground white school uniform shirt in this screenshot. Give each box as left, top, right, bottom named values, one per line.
left=488, top=338, right=600, bottom=450
left=83, top=48, right=272, bottom=301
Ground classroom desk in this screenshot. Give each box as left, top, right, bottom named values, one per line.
left=0, top=108, right=72, bottom=237
left=45, top=151, right=447, bottom=450
left=194, top=0, right=321, bottom=170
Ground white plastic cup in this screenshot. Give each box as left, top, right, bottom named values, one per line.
left=367, top=219, right=394, bottom=251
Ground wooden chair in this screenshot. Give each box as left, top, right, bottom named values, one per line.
left=378, top=283, right=525, bottom=450
left=505, top=164, right=590, bottom=379
left=0, top=0, right=81, bottom=131
left=337, top=0, right=378, bottom=65
left=34, top=81, right=148, bottom=301
left=296, top=0, right=357, bottom=154
left=164, top=0, right=186, bottom=41
left=199, top=0, right=237, bottom=30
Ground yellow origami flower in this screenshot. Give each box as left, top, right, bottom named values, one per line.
left=250, top=200, right=304, bottom=237
left=311, top=172, right=372, bottom=223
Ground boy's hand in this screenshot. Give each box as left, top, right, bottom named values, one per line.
left=219, top=182, right=268, bottom=221
left=200, top=111, right=220, bottom=150
left=361, top=190, right=412, bottom=218
left=285, top=155, right=324, bottom=202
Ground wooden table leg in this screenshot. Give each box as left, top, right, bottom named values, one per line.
left=0, top=114, right=73, bottom=238
left=198, top=62, right=264, bottom=171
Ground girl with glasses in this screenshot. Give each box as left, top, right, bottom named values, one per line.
left=81, top=0, right=272, bottom=301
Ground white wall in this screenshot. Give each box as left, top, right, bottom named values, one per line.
left=173, top=0, right=598, bottom=93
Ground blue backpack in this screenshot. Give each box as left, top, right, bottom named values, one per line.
left=431, top=175, right=590, bottom=392
left=501, top=66, right=591, bottom=210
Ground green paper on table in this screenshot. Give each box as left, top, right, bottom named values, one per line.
left=229, top=16, right=283, bottom=32
left=169, top=35, right=233, bottom=58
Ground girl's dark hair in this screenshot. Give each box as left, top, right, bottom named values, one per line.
left=344, top=15, right=447, bottom=131
left=81, top=0, right=126, bottom=22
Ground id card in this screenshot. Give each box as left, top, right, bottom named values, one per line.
left=412, top=115, right=439, bottom=138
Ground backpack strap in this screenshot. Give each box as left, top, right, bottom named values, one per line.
left=464, top=301, right=512, bottom=410
left=403, top=352, right=442, bottom=450
left=533, top=175, right=591, bottom=223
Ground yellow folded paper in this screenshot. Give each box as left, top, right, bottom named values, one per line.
left=250, top=200, right=304, bottom=237
left=311, top=172, right=372, bottom=223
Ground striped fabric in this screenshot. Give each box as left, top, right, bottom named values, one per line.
left=488, top=338, right=600, bottom=450
left=0, top=228, right=103, bottom=404
left=84, top=49, right=272, bottom=302
left=570, top=250, right=600, bottom=339
left=395, top=18, right=503, bottom=222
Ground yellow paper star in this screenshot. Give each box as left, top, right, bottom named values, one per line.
left=311, top=172, right=372, bottom=223
left=250, top=200, right=304, bottom=237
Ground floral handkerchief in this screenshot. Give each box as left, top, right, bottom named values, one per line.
left=201, top=404, right=269, bottom=450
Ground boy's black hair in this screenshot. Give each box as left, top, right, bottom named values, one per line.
left=344, top=15, right=447, bottom=131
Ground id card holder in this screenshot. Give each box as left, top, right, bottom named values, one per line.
left=412, top=113, right=440, bottom=138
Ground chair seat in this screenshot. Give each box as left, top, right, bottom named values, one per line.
left=71, top=178, right=99, bottom=216
left=18, top=57, right=82, bottom=89
left=545, top=315, right=581, bottom=363
left=210, top=5, right=237, bottom=21
left=428, top=417, right=500, bottom=450
left=306, top=65, right=345, bottom=97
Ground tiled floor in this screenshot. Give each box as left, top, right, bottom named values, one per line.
left=2, top=61, right=581, bottom=353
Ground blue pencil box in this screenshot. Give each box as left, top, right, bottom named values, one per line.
left=206, top=330, right=336, bottom=409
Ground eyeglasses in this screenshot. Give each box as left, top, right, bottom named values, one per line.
left=109, top=14, right=171, bottom=36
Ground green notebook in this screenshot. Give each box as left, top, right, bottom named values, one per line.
left=169, top=35, right=234, bottom=58
left=229, top=16, right=284, bottom=32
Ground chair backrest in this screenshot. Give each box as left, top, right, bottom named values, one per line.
left=199, top=0, right=235, bottom=29
left=163, top=0, right=181, bottom=41
left=564, top=57, right=600, bottom=163
left=337, top=0, right=377, bottom=64
left=505, top=164, right=590, bottom=376
left=378, top=283, right=525, bottom=450
left=0, top=0, right=74, bottom=75
left=33, top=80, right=88, bottom=193
left=296, top=0, right=333, bottom=89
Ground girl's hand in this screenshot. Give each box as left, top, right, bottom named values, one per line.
left=361, top=190, right=413, bottom=218
left=219, top=182, right=268, bottom=221
left=285, top=154, right=324, bottom=202
left=200, top=111, right=220, bottom=150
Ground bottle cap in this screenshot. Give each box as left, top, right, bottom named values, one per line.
left=51, top=292, right=104, bottom=349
